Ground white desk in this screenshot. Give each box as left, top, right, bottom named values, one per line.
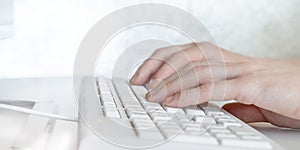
left=0, top=78, right=299, bottom=150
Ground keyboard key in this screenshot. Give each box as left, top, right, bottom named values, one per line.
left=184, top=106, right=206, bottom=116
left=209, top=124, right=226, bottom=129
left=205, top=110, right=225, bottom=116
left=209, top=129, right=231, bottom=134
left=130, top=114, right=151, bottom=120
left=129, top=113, right=149, bottom=120
left=222, top=122, right=242, bottom=127
left=126, top=105, right=145, bottom=112
left=216, top=118, right=236, bottom=123
left=212, top=114, right=231, bottom=119
left=241, top=135, right=262, bottom=140
left=163, top=106, right=185, bottom=114
left=228, top=126, right=255, bottom=135
left=104, top=110, right=120, bottom=118
left=184, top=126, right=207, bottom=133
left=122, top=101, right=141, bottom=107
left=193, top=116, right=216, bottom=125
left=152, top=116, right=172, bottom=122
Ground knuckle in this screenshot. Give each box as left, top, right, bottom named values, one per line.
left=194, top=65, right=211, bottom=81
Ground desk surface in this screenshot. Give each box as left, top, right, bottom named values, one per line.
left=0, top=77, right=299, bottom=150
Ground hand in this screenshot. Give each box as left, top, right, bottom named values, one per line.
left=131, top=42, right=300, bottom=128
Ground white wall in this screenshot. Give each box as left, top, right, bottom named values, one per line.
left=0, top=0, right=299, bottom=78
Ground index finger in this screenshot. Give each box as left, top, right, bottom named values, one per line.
left=130, top=43, right=194, bottom=85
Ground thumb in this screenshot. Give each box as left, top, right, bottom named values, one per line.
left=222, top=103, right=267, bottom=123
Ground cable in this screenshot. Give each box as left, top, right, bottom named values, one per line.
left=0, top=103, right=78, bottom=122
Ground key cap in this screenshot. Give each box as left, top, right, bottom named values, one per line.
left=130, top=114, right=151, bottom=120
left=126, top=105, right=145, bottom=112
left=184, top=126, right=207, bottom=132
left=205, top=110, right=225, bottom=116
left=157, top=122, right=181, bottom=130
left=133, top=121, right=156, bottom=129
left=241, top=135, right=262, bottom=140
left=228, top=126, right=255, bottom=135
left=130, top=85, right=148, bottom=99
left=212, top=114, right=231, bottom=119
left=221, top=139, right=272, bottom=149
left=210, top=129, right=231, bottom=134
left=148, top=112, right=169, bottom=118
left=152, top=115, right=172, bottom=122
left=105, top=110, right=120, bottom=118
left=122, top=100, right=141, bottom=107
left=184, top=106, right=206, bottom=116
left=222, top=122, right=242, bottom=127
left=216, top=118, right=236, bottom=123
left=155, top=120, right=176, bottom=126
left=103, top=101, right=116, bottom=107
left=132, top=119, right=153, bottom=128
left=164, top=106, right=185, bottom=114
left=193, top=116, right=216, bottom=125
left=209, top=124, right=226, bottom=129
left=128, top=113, right=149, bottom=119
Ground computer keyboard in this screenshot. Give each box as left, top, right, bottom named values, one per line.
left=95, top=77, right=274, bottom=149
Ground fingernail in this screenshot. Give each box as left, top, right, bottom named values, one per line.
left=145, top=92, right=152, bottom=101
left=130, top=74, right=137, bottom=83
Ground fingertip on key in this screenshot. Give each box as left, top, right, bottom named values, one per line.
left=130, top=74, right=137, bottom=84
left=145, top=92, right=152, bottom=101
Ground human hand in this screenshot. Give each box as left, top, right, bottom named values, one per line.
left=131, top=42, right=300, bottom=128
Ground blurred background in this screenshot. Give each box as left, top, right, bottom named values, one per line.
left=0, top=0, right=300, bottom=78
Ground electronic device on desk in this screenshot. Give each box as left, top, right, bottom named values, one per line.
left=78, top=77, right=284, bottom=150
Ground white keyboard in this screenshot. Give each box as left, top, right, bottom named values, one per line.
left=95, top=77, right=275, bottom=149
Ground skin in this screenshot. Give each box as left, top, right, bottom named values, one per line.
left=131, top=42, right=300, bottom=129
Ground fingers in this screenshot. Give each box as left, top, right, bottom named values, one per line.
left=162, top=83, right=213, bottom=107
left=160, top=79, right=239, bottom=107
left=148, top=42, right=227, bottom=89
left=148, top=46, right=204, bottom=89
left=146, top=62, right=250, bottom=103
left=222, top=103, right=267, bottom=123
left=130, top=43, right=194, bottom=85
left=131, top=42, right=253, bottom=86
